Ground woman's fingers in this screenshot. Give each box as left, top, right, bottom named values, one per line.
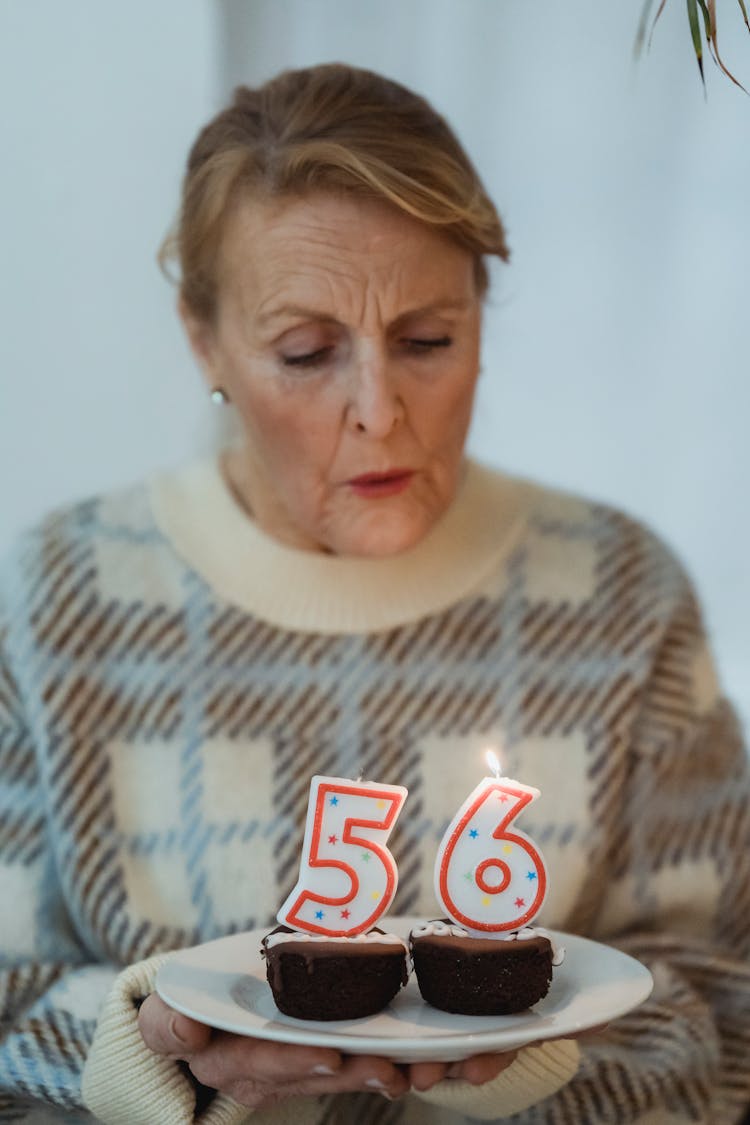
left=316, top=1054, right=409, bottom=1099
left=208, top=1051, right=410, bottom=1108
left=138, top=992, right=597, bottom=1107
left=428, top=1029, right=603, bottom=1090
left=187, top=1031, right=345, bottom=1090
left=444, top=1049, right=518, bottom=1085
left=138, top=993, right=212, bottom=1057
left=408, top=1060, right=449, bottom=1090
left=407, top=1049, right=519, bottom=1091
left=137, top=1000, right=409, bottom=1108
left=137, top=995, right=350, bottom=1089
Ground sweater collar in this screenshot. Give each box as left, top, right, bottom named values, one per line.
left=148, top=457, right=527, bottom=635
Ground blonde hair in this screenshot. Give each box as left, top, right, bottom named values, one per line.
left=160, top=63, right=509, bottom=321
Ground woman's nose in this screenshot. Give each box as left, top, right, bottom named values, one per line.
left=346, top=347, right=404, bottom=439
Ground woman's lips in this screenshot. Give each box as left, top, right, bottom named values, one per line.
left=346, top=470, right=414, bottom=498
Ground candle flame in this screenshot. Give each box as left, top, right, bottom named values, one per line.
left=485, top=749, right=501, bottom=778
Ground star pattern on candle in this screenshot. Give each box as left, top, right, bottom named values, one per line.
left=329, top=796, right=339, bottom=806
left=469, top=828, right=479, bottom=838
left=526, top=871, right=537, bottom=880
left=481, top=895, right=491, bottom=906
left=340, top=909, right=350, bottom=919
left=514, top=897, right=525, bottom=908
left=497, top=793, right=509, bottom=803
left=371, top=890, right=381, bottom=900
left=502, top=843, right=513, bottom=854
left=361, top=852, right=371, bottom=861
left=315, top=909, right=325, bottom=919
left=328, top=834, right=338, bottom=844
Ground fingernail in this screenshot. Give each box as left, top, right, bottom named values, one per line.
left=168, top=1014, right=189, bottom=1045
left=310, top=1064, right=337, bottom=1076
left=365, top=1077, right=387, bottom=1089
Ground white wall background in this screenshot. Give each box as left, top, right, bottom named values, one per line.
left=0, top=0, right=220, bottom=531
left=1, top=1, right=748, bottom=732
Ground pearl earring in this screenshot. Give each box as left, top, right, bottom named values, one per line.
left=210, top=387, right=228, bottom=405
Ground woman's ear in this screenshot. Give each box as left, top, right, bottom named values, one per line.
left=178, top=297, right=218, bottom=386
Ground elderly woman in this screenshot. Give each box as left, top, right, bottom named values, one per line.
left=1, top=63, right=748, bottom=1125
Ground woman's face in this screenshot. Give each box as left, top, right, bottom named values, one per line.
left=184, top=192, right=483, bottom=556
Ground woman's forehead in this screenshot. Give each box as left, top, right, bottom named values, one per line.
left=216, top=192, right=477, bottom=322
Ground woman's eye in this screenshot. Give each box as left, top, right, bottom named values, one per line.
left=403, top=336, right=453, bottom=354
left=281, top=346, right=333, bottom=369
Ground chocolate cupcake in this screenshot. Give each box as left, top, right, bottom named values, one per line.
left=409, top=919, right=563, bottom=1015
left=261, top=925, right=409, bottom=1020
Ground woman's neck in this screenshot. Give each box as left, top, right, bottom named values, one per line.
left=149, top=455, right=530, bottom=634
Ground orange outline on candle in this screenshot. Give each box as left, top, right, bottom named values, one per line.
left=283, top=782, right=406, bottom=937
left=438, top=781, right=547, bottom=932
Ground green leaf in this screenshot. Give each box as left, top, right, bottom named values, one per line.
left=634, top=0, right=749, bottom=93
left=695, top=0, right=713, bottom=40
left=687, top=0, right=706, bottom=83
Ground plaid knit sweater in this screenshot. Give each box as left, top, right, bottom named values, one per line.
left=1, top=458, right=748, bottom=1124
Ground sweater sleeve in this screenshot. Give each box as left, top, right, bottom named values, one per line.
left=81, top=953, right=248, bottom=1125
left=523, top=578, right=750, bottom=1125
left=0, top=616, right=245, bottom=1124
left=0, top=618, right=112, bottom=1117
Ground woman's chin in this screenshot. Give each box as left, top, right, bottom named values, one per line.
left=326, top=504, right=443, bottom=558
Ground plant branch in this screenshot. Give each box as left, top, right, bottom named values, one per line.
left=635, top=0, right=749, bottom=91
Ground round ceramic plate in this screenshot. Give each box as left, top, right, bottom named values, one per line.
left=155, top=915, right=653, bottom=1063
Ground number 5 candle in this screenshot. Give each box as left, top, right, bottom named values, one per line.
left=278, top=775, right=408, bottom=938
left=435, top=750, right=548, bottom=934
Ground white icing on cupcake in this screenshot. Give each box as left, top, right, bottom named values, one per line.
left=263, top=928, right=409, bottom=953
left=410, top=920, right=470, bottom=939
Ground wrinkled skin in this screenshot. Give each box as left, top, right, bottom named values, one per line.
left=181, top=192, right=483, bottom=557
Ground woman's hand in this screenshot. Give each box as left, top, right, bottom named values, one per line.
left=138, top=993, right=410, bottom=1108
left=140, top=993, right=604, bottom=1105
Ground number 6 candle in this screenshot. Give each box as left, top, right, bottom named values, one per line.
left=278, top=775, right=408, bottom=937
left=435, top=750, right=548, bottom=934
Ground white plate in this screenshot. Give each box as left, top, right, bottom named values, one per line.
left=156, top=915, right=653, bottom=1063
